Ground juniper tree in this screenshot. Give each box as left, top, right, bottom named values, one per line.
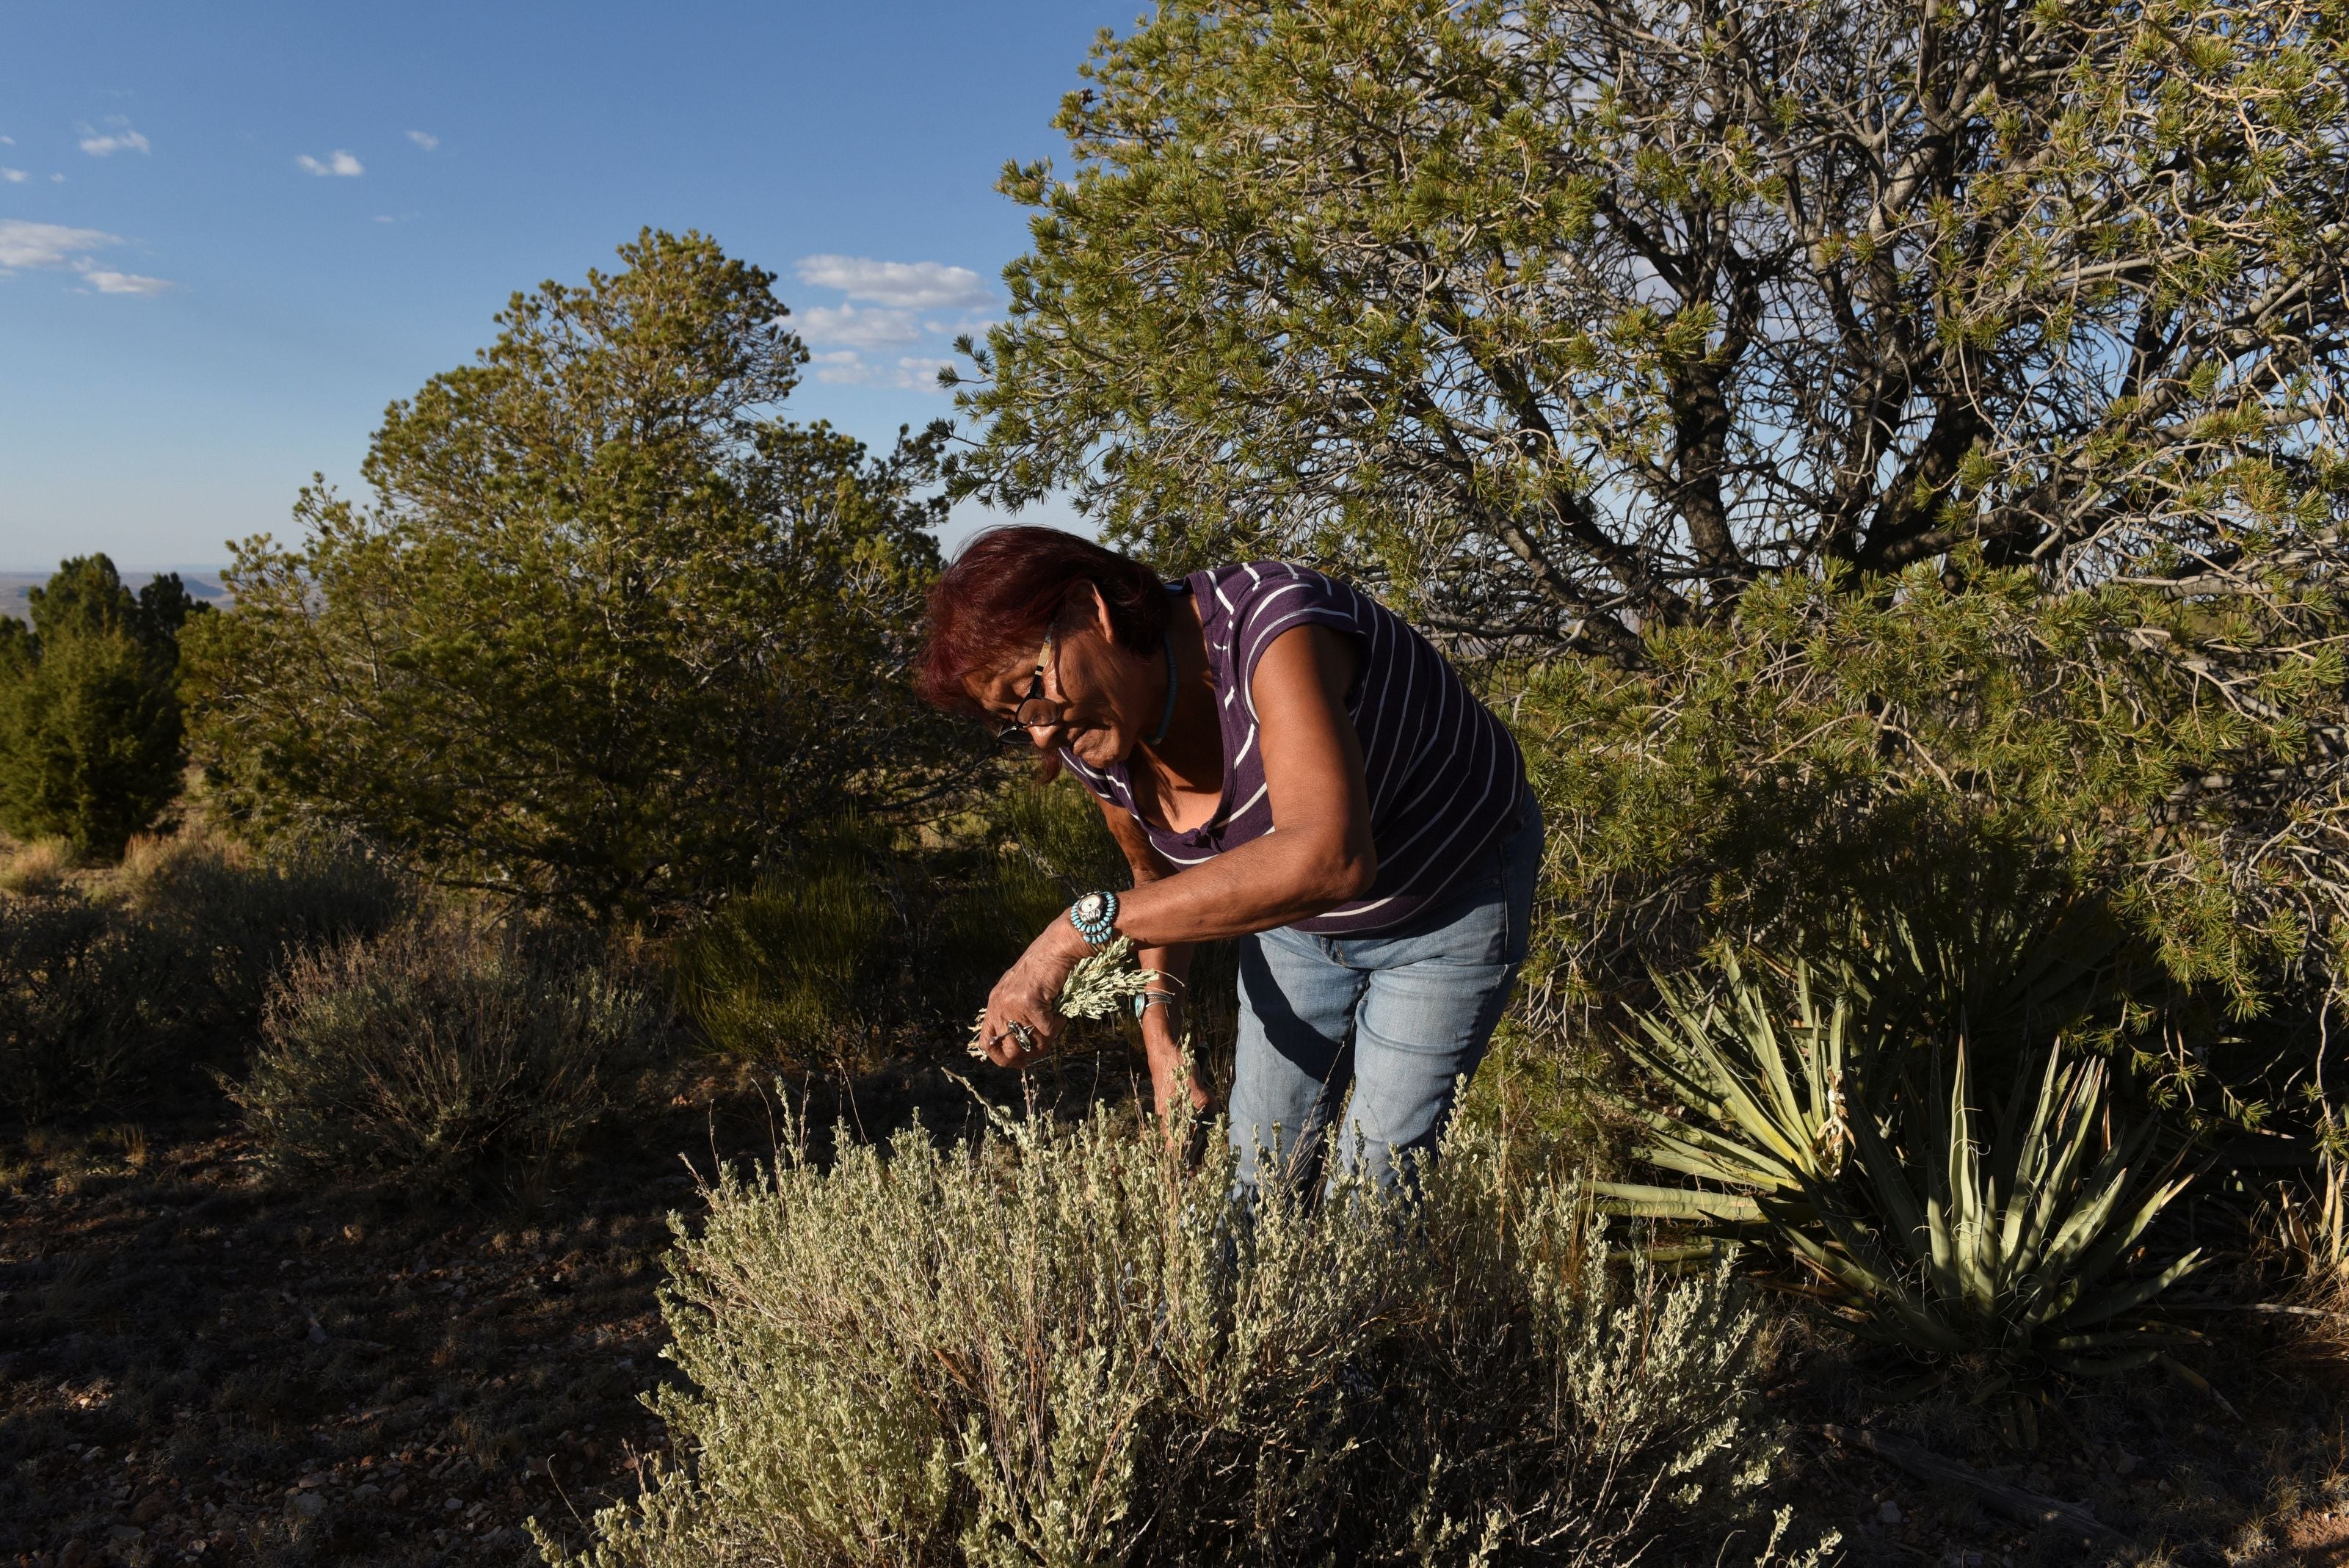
left=961, top=0, right=2349, bottom=1100
left=0, top=556, right=204, bottom=860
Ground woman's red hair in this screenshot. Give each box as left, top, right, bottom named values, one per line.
left=918, top=526, right=1172, bottom=714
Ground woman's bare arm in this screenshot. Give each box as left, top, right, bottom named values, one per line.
left=1109, top=623, right=1373, bottom=944
left=1098, top=806, right=1208, bottom=1114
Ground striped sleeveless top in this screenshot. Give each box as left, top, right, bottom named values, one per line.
left=1061, top=562, right=1528, bottom=936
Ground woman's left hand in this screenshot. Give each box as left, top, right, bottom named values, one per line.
left=979, top=919, right=1086, bottom=1067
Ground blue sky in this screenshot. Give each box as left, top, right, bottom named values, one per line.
left=0, top=0, right=1130, bottom=571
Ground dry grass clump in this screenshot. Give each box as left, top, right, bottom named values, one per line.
left=116, top=825, right=410, bottom=1039
left=0, top=838, right=74, bottom=898
left=233, top=911, right=668, bottom=1180
left=552, top=1108, right=1836, bottom=1567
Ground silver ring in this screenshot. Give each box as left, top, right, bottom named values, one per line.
left=1006, top=1020, right=1038, bottom=1050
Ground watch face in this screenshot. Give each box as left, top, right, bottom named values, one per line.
left=1075, top=893, right=1107, bottom=921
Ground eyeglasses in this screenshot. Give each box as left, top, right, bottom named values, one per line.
left=992, top=632, right=1062, bottom=747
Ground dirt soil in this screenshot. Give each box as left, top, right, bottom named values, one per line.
left=0, top=1063, right=999, bottom=1568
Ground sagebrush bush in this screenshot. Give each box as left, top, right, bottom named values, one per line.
left=235, top=912, right=666, bottom=1177
left=553, top=1108, right=1830, bottom=1567
left=118, top=827, right=409, bottom=1042
left=0, top=892, right=152, bottom=1121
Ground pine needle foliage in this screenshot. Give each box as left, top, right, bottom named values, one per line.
left=963, top=0, right=2349, bottom=655
left=0, top=556, right=206, bottom=862
left=551, top=1108, right=1834, bottom=1567
left=185, top=231, right=966, bottom=922
left=1518, top=556, right=2349, bottom=1124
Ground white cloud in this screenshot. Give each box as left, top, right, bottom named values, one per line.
left=794, top=254, right=992, bottom=311
left=79, top=121, right=150, bottom=157
left=0, top=219, right=118, bottom=270
left=0, top=169, right=24, bottom=184
left=49, top=173, right=64, bottom=183
left=80, top=268, right=170, bottom=296
left=809, top=349, right=870, bottom=385
left=805, top=348, right=954, bottom=393
left=0, top=136, right=13, bottom=146
left=406, top=130, right=438, bottom=151
left=797, top=302, right=922, bottom=349
left=0, top=220, right=171, bottom=295
left=296, top=150, right=365, bottom=177
left=892, top=356, right=955, bottom=392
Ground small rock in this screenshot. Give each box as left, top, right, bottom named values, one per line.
left=290, top=1492, right=327, bottom=1521
left=305, top=1318, right=327, bottom=1344
left=1877, top=1500, right=1902, bottom=1525
left=59, top=1542, right=90, bottom=1568
left=104, top=1525, right=145, bottom=1545
left=2115, top=1450, right=2141, bottom=1477
left=389, top=1483, right=410, bottom=1505
left=443, top=1495, right=465, bottom=1513
left=353, top=1483, right=382, bottom=1502
left=130, top=1493, right=167, bottom=1524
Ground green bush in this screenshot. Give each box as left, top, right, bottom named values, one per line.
left=1515, top=558, right=2347, bottom=1131
left=186, top=231, right=967, bottom=921
left=0, top=556, right=206, bottom=862
left=0, top=892, right=152, bottom=1122
left=233, top=912, right=666, bottom=1179
left=549, top=1107, right=1831, bottom=1567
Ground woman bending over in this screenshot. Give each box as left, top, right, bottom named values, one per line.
left=918, top=527, right=1538, bottom=1193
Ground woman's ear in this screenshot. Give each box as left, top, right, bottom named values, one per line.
left=1065, top=581, right=1117, bottom=646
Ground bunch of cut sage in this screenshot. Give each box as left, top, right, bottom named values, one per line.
left=967, top=937, right=1163, bottom=1059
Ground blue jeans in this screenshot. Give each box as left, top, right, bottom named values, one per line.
left=1228, top=801, right=1542, bottom=1194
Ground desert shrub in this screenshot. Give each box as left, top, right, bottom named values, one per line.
left=186, top=231, right=968, bottom=922
left=551, top=1108, right=1829, bottom=1567
left=0, top=838, right=72, bottom=898
left=234, top=912, right=667, bottom=1178
left=0, top=892, right=153, bottom=1122
left=1512, top=559, right=2347, bottom=1134
left=673, top=784, right=1170, bottom=1072
left=117, top=827, right=410, bottom=1043
left=0, top=556, right=206, bottom=861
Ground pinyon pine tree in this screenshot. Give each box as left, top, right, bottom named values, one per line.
left=188, top=230, right=967, bottom=921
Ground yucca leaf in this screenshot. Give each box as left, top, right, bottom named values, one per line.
left=2057, top=1249, right=2205, bottom=1328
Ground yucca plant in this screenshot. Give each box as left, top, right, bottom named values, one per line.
left=1593, top=957, right=1848, bottom=1224
left=1785, top=1042, right=2201, bottom=1376
left=1605, top=950, right=2202, bottom=1378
